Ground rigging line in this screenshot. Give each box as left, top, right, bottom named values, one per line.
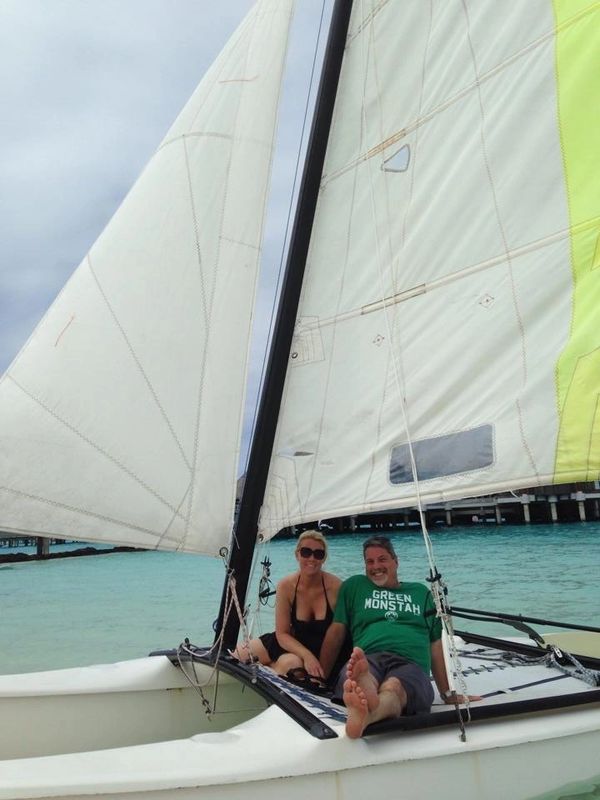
left=400, top=0, right=432, bottom=252
left=358, top=0, right=469, bottom=718
left=299, top=2, right=367, bottom=515
left=452, top=606, right=600, bottom=635
left=241, top=0, right=329, bottom=482
left=236, top=541, right=271, bottom=643
left=233, top=0, right=295, bottom=529
left=217, top=0, right=354, bottom=651
left=360, top=0, right=433, bottom=505
left=358, top=0, right=396, bottom=506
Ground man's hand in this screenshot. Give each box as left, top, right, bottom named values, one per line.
left=430, top=639, right=481, bottom=704
left=442, top=691, right=482, bottom=704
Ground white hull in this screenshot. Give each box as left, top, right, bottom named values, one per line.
left=1, top=648, right=599, bottom=800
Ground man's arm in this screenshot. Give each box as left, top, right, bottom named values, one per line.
left=430, top=639, right=481, bottom=704
left=319, top=621, right=347, bottom=680
left=430, top=639, right=451, bottom=698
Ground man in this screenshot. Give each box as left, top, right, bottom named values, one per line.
left=320, top=535, right=476, bottom=738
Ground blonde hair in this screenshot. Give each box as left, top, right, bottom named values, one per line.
left=295, top=529, right=328, bottom=556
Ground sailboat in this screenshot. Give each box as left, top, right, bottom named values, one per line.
left=1, top=0, right=599, bottom=797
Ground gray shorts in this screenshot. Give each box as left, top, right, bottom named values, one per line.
left=334, top=651, right=434, bottom=715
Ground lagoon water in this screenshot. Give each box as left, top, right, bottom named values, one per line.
left=1, top=522, right=600, bottom=798
left=1, top=522, right=599, bottom=675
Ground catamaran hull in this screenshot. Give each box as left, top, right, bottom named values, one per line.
left=1, top=655, right=599, bottom=800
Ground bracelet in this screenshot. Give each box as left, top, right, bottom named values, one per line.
left=442, top=689, right=456, bottom=700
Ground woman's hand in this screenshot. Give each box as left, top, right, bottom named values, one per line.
left=303, top=653, right=325, bottom=679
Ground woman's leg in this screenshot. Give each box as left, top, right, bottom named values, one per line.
left=231, top=637, right=272, bottom=665
left=271, top=652, right=303, bottom=676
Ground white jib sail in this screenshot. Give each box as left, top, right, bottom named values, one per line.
left=0, top=0, right=293, bottom=556
left=259, top=0, right=600, bottom=539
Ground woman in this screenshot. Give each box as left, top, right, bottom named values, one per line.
left=234, top=530, right=341, bottom=678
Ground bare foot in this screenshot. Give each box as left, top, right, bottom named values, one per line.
left=346, top=647, right=369, bottom=681
left=346, top=647, right=379, bottom=711
left=343, top=679, right=369, bottom=739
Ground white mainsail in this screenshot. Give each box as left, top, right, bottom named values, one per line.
left=259, top=0, right=600, bottom=539
left=0, top=0, right=293, bottom=556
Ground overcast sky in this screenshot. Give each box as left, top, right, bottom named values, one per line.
left=0, top=1, right=331, bottom=372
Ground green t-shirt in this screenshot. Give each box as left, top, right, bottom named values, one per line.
left=333, top=575, right=442, bottom=673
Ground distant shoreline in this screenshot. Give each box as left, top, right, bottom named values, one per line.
left=0, top=546, right=144, bottom=564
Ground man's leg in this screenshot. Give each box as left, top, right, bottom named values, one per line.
left=343, top=651, right=408, bottom=739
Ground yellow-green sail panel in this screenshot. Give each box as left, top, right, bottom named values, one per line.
left=554, top=0, right=600, bottom=481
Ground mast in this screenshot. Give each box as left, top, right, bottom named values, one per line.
left=216, top=0, right=353, bottom=652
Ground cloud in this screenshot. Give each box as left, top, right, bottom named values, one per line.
left=0, top=0, right=256, bottom=370
left=0, top=0, right=333, bottom=471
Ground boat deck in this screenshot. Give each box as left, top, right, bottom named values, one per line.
left=170, top=633, right=600, bottom=740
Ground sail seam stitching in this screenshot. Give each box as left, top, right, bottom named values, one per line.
left=0, top=485, right=171, bottom=539
left=157, top=131, right=272, bottom=155
left=86, top=255, right=192, bottom=472
left=188, top=9, right=253, bottom=135
left=179, top=2, right=260, bottom=548
left=155, top=481, right=193, bottom=551
left=321, top=6, right=594, bottom=187
left=6, top=374, right=188, bottom=521
left=347, top=0, right=391, bottom=41
left=294, top=220, right=592, bottom=332
left=586, top=392, right=600, bottom=480
left=362, top=0, right=397, bottom=507
left=461, top=0, right=538, bottom=483
left=181, top=136, right=212, bottom=548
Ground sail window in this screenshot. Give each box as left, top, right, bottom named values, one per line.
left=389, top=425, right=494, bottom=484
left=382, top=144, right=410, bottom=173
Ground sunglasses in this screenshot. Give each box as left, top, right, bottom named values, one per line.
left=298, top=546, right=326, bottom=560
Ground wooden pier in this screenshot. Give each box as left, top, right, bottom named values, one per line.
left=4, top=483, right=599, bottom=550
left=287, top=481, right=600, bottom=536
left=0, top=535, right=62, bottom=552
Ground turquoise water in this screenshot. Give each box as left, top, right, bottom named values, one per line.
left=1, top=522, right=598, bottom=675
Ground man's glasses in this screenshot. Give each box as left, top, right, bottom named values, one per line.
left=298, top=546, right=326, bottom=560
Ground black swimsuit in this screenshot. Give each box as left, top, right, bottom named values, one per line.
left=259, top=576, right=333, bottom=661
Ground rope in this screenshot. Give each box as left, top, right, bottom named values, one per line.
left=356, top=0, right=469, bottom=739
left=502, top=644, right=600, bottom=687
left=241, top=0, right=329, bottom=482
left=177, top=554, right=259, bottom=716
